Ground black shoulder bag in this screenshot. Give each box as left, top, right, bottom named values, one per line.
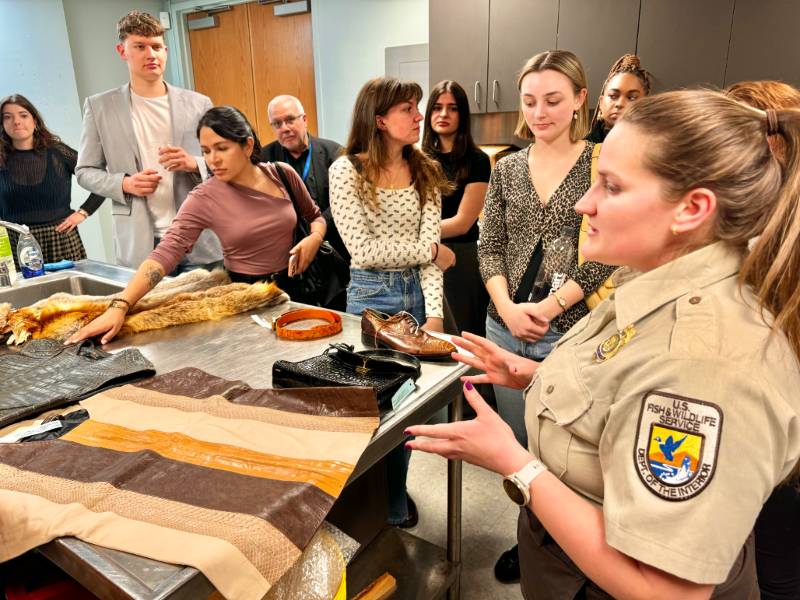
left=274, top=163, right=349, bottom=308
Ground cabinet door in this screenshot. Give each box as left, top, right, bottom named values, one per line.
left=725, top=0, right=800, bottom=88
left=557, top=0, right=640, bottom=106
left=636, top=0, right=735, bottom=92
left=487, top=0, right=559, bottom=113
left=429, top=0, right=490, bottom=114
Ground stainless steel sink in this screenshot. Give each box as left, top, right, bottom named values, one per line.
left=0, top=273, right=125, bottom=308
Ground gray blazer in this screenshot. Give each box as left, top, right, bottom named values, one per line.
left=76, top=83, right=222, bottom=268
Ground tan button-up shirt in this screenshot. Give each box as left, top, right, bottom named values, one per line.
left=524, top=241, right=800, bottom=584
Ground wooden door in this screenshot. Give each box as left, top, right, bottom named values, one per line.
left=187, top=5, right=257, bottom=129
left=247, top=2, right=318, bottom=144
left=487, top=0, right=559, bottom=112
left=187, top=1, right=317, bottom=145
left=429, top=0, right=490, bottom=114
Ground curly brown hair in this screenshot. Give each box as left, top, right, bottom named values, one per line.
left=0, top=94, right=61, bottom=168
left=117, top=10, right=164, bottom=42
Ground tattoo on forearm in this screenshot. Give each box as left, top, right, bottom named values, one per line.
left=145, top=267, right=163, bottom=290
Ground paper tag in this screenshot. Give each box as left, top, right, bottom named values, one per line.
left=391, top=378, right=416, bottom=411
left=0, top=420, right=62, bottom=443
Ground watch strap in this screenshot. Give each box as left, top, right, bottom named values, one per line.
left=504, top=459, right=548, bottom=506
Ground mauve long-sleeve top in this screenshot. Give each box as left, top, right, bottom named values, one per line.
left=149, top=162, right=324, bottom=275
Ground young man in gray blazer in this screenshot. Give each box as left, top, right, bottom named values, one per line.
left=76, top=10, right=222, bottom=270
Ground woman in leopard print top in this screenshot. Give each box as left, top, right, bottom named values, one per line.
left=477, top=51, right=616, bottom=583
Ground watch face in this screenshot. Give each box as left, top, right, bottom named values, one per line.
left=503, top=477, right=525, bottom=506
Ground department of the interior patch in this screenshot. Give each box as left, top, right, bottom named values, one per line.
left=634, top=391, right=722, bottom=501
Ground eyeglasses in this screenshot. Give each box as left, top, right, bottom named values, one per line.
left=269, top=114, right=304, bottom=129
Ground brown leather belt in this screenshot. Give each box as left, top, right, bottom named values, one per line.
left=272, top=308, right=342, bottom=340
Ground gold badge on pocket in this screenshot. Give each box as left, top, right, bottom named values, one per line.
left=594, top=325, right=636, bottom=363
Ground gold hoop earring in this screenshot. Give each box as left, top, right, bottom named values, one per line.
left=573, top=111, right=578, bottom=121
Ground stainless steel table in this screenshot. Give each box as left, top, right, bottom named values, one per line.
left=11, top=262, right=467, bottom=599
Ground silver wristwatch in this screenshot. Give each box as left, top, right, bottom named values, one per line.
left=503, top=459, right=548, bottom=506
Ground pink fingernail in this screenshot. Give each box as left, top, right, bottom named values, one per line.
left=465, top=381, right=474, bottom=391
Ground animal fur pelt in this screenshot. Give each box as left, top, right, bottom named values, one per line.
left=1, top=269, right=288, bottom=345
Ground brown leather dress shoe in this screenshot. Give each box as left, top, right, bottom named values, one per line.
left=360, top=309, right=456, bottom=361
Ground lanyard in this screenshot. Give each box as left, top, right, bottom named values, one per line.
left=301, top=143, right=313, bottom=182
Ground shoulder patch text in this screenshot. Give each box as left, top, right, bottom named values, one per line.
left=634, top=391, right=722, bottom=501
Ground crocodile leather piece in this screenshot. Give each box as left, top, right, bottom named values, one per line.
left=0, top=338, right=155, bottom=427
left=360, top=308, right=456, bottom=361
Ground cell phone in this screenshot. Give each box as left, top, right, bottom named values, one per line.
left=288, top=254, right=297, bottom=276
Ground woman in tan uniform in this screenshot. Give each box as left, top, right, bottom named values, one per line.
left=407, top=89, right=800, bottom=599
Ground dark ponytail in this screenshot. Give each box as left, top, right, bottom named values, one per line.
left=197, top=106, right=262, bottom=164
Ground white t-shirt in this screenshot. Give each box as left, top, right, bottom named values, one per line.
left=130, top=91, right=176, bottom=237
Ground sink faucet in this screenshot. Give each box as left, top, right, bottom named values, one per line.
left=0, top=220, right=30, bottom=236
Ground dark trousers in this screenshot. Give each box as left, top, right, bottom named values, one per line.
left=756, top=484, right=800, bottom=600
left=517, top=508, right=759, bottom=600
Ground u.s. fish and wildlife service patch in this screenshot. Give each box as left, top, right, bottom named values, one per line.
left=634, top=391, right=722, bottom=501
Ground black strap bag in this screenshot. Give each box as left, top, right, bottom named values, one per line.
left=273, top=163, right=349, bottom=308
left=272, top=343, right=421, bottom=407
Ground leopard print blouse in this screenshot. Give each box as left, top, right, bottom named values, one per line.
left=479, top=142, right=616, bottom=332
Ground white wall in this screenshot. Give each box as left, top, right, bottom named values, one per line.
left=63, top=0, right=166, bottom=105
left=0, top=0, right=111, bottom=261
left=311, top=0, right=429, bottom=145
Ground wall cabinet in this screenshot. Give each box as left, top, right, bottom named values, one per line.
left=430, top=0, right=800, bottom=116
left=636, top=0, right=734, bottom=92
left=725, top=0, right=800, bottom=88
left=429, top=0, right=557, bottom=114
left=556, top=0, right=639, bottom=103
left=487, top=0, right=558, bottom=112
left=429, top=0, right=490, bottom=113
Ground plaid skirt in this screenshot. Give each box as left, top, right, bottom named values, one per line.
left=6, top=222, right=87, bottom=269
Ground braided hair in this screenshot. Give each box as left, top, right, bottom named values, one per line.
left=591, top=54, right=652, bottom=130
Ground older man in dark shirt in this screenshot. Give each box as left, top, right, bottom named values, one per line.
left=259, top=95, right=349, bottom=263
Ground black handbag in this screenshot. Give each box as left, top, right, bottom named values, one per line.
left=274, top=163, right=349, bottom=308
left=272, top=343, right=421, bottom=406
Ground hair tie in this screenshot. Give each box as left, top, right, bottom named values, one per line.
left=766, top=109, right=780, bottom=136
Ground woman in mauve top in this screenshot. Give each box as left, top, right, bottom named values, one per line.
left=69, top=106, right=325, bottom=345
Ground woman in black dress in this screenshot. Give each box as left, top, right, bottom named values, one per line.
left=422, top=80, right=491, bottom=337
left=0, top=94, right=103, bottom=265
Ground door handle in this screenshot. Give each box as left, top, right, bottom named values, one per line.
left=474, top=81, right=481, bottom=107
left=492, top=79, right=499, bottom=105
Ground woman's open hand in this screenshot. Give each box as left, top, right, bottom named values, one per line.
left=453, top=331, right=538, bottom=389
left=65, top=308, right=126, bottom=345
left=55, top=211, right=86, bottom=233
left=406, top=381, right=533, bottom=475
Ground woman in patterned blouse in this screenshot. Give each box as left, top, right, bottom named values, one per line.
left=478, top=50, right=616, bottom=582
left=329, top=77, right=453, bottom=528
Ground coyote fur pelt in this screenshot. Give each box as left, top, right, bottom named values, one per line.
left=0, top=269, right=288, bottom=345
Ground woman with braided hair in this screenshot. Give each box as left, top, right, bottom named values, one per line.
left=586, top=54, right=652, bottom=143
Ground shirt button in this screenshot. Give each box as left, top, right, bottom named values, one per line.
left=689, top=296, right=702, bottom=305
left=546, top=385, right=555, bottom=394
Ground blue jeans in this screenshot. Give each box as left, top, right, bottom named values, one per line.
left=346, top=267, right=425, bottom=323
left=346, top=267, right=425, bottom=524
left=485, top=316, right=564, bottom=448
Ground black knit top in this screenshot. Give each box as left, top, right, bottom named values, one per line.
left=0, top=143, right=104, bottom=225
